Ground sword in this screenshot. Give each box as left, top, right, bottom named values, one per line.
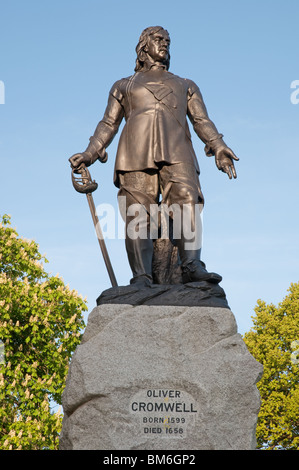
left=70, top=160, right=118, bottom=288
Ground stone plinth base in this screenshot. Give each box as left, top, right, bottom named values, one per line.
left=60, top=304, right=262, bottom=450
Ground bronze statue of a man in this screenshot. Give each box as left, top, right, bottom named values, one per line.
left=70, top=26, right=239, bottom=286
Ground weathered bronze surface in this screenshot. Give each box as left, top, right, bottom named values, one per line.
left=96, top=280, right=230, bottom=309
left=69, top=26, right=239, bottom=287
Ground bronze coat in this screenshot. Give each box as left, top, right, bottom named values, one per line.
left=86, top=68, right=225, bottom=187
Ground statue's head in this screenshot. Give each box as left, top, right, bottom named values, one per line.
left=135, top=26, right=170, bottom=72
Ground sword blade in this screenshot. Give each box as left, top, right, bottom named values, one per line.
left=86, top=192, right=118, bottom=287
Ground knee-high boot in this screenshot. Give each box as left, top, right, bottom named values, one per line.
left=175, top=239, right=222, bottom=284
left=125, top=236, right=154, bottom=285
left=174, top=204, right=222, bottom=284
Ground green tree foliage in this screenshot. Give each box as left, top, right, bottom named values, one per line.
left=0, top=215, right=87, bottom=449
left=243, top=282, right=299, bottom=450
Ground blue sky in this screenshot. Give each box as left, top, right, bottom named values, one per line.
left=0, top=0, right=298, bottom=334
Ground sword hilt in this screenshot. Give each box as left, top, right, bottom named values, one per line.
left=71, top=161, right=98, bottom=194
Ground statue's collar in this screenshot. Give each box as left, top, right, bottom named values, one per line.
left=141, top=60, right=167, bottom=72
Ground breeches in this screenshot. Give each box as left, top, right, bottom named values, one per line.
left=117, top=163, right=204, bottom=276
left=117, top=162, right=204, bottom=217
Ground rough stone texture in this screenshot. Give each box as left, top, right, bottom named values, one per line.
left=60, top=304, right=263, bottom=450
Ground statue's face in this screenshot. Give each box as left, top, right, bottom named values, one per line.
left=145, top=29, right=170, bottom=64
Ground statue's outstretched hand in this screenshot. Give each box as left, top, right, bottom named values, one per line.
left=215, top=147, right=239, bottom=179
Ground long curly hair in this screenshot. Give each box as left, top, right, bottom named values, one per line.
left=135, top=26, right=170, bottom=72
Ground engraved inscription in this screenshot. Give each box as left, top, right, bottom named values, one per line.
left=130, top=389, right=198, bottom=438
